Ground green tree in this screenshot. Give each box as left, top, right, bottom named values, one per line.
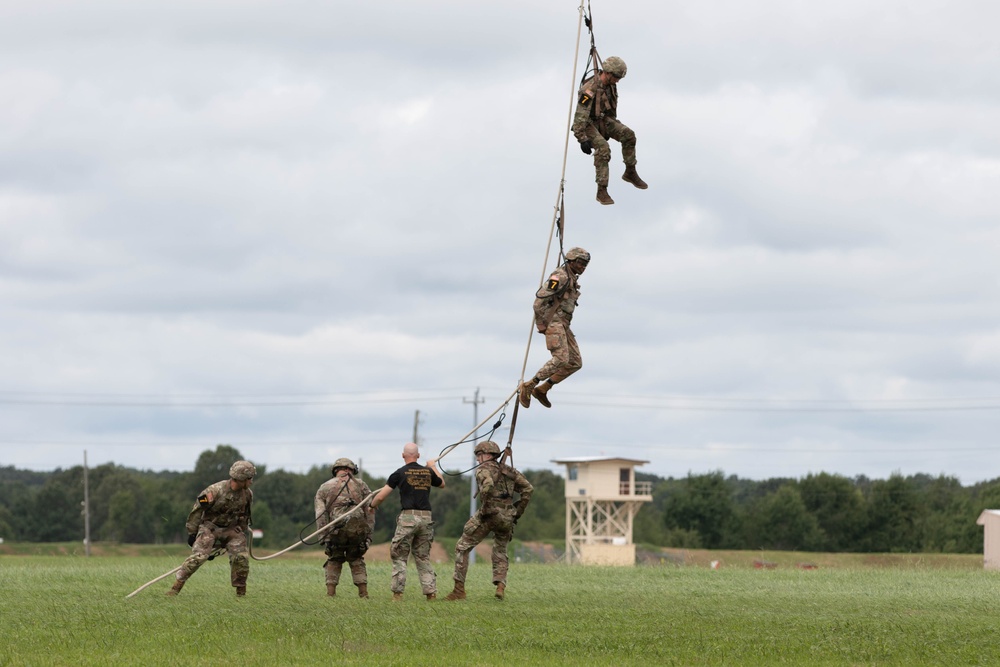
left=864, top=473, right=924, bottom=552
left=745, top=485, right=825, bottom=551
left=663, top=471, right=736, bottom=549
left=799, top=473, right=867, bottom=551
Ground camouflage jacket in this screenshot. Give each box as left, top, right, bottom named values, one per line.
left=533, top=264, right=581, bottom=330
left=572, top=74, right=619, bottom=141
left=185, top=480, right=253, bottom=535
left=315, top=476, right=374, bottom=539
left=475, top=460, right=533, bottom=518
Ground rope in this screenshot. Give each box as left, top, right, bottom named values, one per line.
left=249, top=491, right=377, bottom=561
left=125, top=547, right=225, bottom=598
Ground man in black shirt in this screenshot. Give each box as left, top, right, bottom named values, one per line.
left=370, top=442, right=445, bottom=600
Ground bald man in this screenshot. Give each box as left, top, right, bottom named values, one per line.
left=370, top=443, right=445, bottom=601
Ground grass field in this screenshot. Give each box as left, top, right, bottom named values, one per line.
left=2, top=547, right=1000, bottom=666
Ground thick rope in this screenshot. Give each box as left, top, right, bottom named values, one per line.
left=125, top=492, right=377, bottom=597
left=518, top=1, right=587, bottom=390
left=249, top=491, right=377, bottom=561
left=125, top=547, right=225, bottom=598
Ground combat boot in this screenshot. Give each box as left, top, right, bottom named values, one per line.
left=392, top=592, right=403, bottom=601
left=426, top=592, right=436, bottom=601
left=531, top=381, right=552, bottom=408
left=596, top=185, right=615, bottom=205
left=622, top=165, right=648, bottom=189
left=357, top=583, right=368, bottom=599
left=236, top=586, right=246, bottom=597
left=495, top=583, right=506, bottom=600
left=326, top=583, right=336, bottom=597
left=444, top=581, right=466, bottom=601
left=166, top=580, right=184, bottom=596
left=518, top=379, right=537, bottom=409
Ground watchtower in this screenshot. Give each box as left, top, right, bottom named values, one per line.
left=551, top=456, right=652, bottom=565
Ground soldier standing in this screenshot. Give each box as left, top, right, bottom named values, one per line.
left=573, top=56, right=647, bottom=205
left=370, top=442, right=445, bottom=601
left=444, top=441, right=532, bottom=601
left=167, top=460, right=256, bottom=597
left=519, top=247, right=590, bottom=409
left=315, top=458, right=375, bottom=598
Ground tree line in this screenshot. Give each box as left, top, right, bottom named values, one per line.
left=1, top=445, right=996, bottom=553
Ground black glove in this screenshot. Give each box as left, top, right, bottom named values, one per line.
left=187, top=534, right=196, bottom=547
left=579, top=140, right=592, bottom=155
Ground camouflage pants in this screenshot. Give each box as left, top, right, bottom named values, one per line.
left=389, top=511, right=437, bottom=595
left=452, top=508, right=514, bottom=585
left=580, top=117, right=637, bottom=185
left=176, top=524, right=249, bottom=589
left=323, top=531, right=369, bottom=586
left=534, top=320, right=581, bottom=384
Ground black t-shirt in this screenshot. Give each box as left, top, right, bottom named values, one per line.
left=387, top=462, right=443, bottom=511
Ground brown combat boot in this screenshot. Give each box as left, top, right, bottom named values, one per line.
left=495, top=583, right=506, bottom=600
left=596, top=185, right=614, bottom=205
left=357, top=583, right=368, bottom=599
left=444, top=581, right=466, bottom=601
left=518, top=379, right=537, bottom=408
left=622, top=165, right=648, bottom=189
left=531, top=382, right=552, bottom=408
left=166, top=580, right=184, bottom=596
left=426, top=592, right=436, bottom=601
left=392, top=592, right=403, bottom=601
left=236, top=586, right=246, bottom=597
left=326, top=583, right=336, bottom=597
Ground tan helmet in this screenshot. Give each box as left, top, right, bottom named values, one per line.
left=473, top=440, right=502, bottom=458
left=602, top=56, right=627, bottom=79
left=331, top=457, right=359, bottom=475
left=565, top=247, right=591, bottom=264
left=229, top=460, right=257, bottom=481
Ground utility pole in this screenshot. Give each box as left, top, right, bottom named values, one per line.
left=83, top=450, right=91, bottom=557
left=412, top=410, right=421, bottom=446
left=463, top=388, right=485, bottom=565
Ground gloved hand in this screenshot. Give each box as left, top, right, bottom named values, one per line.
left=513, top=513, right=522, bottom=526
left=579, top=140, right=593, bottom=155
left=187, top=534, right=196, bottom=547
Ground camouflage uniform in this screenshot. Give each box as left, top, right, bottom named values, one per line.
left=572, top=72, right=636, bottom=186
left=452, top=460, right=533, bottom=587
left=531, top=263, right=583, bottom=384
left=315, top=475, right=374, bottom=589
left=390, top=512, right=437, bottom=595
left=176, top=479, right=253, bottom=590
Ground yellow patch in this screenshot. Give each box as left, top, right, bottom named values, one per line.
left=579, top=92, right=591, bottom=106
left=547, top=276, right=560, bottom=290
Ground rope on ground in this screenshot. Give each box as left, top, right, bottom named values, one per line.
left=125, top=547, right=225, bottom=599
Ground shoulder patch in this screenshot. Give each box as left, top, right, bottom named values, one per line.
left=547, top=275, right=560, bottom=291
left=198, top=492, right=213, bottom=505
left=579, top=92, right=592, bottom=106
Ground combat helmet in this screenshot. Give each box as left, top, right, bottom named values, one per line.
left=229, top=460, right=257, bottom=481
left=473, top=440, right=502, bottom=458
left=331, top=457, right=359, bottom=475
left=565, top=247, right=591, bottom=264
left=602, top=56, right=627, bottom=79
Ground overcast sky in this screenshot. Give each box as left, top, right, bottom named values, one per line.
left=2, top=0, right=999, bottom=484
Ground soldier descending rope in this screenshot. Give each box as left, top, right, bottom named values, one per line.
left=573, top=56, right=647, bottom=205
left=519, top=247, right=590, bottom=409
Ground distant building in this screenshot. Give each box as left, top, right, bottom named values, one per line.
left=977, top=510, right=1000, bottom=570
left=552, top=456, right=652, bottom=566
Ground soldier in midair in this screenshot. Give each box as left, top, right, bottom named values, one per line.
left=167, top=460, right=256, bottom=597
left=519, top=247, right=590, bottom=409
left=315, top=458, right=375, bottom=598
left=573, top=56, right=647, bottom=205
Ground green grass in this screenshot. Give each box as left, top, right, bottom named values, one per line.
left=3, top=553, right=1000, bottom=666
